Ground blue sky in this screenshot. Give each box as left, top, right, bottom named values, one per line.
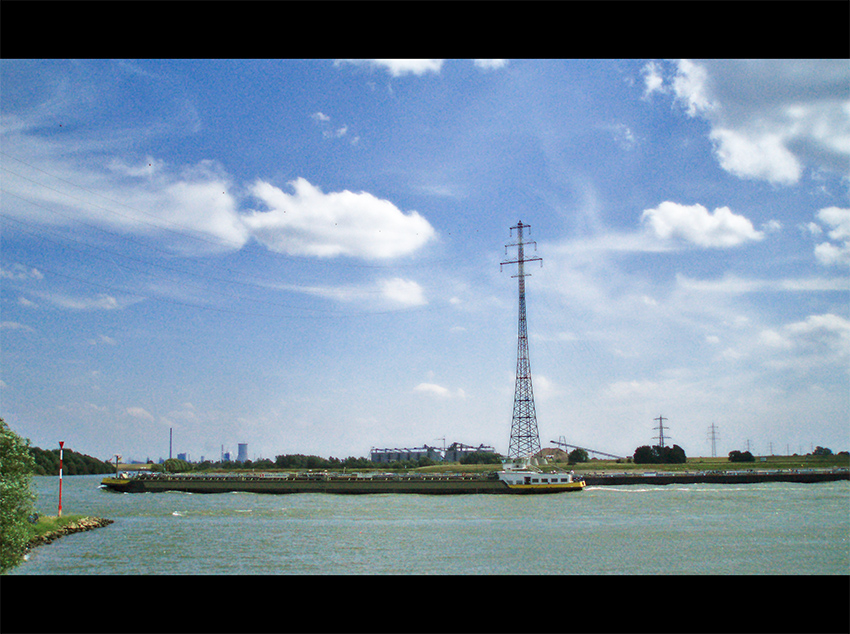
left=1, top=59, right=848, bottom=462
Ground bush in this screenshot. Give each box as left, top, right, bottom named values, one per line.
left=0, top=418, right=37, bottom=573
left=633, top=444, right=687, bottom=464
left=567, top=448, right=589, bottom=464
left=460, top=451, right=501, bottom=465
left=728, top=450, right=755, bottom=463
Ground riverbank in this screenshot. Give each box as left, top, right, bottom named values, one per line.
left=25, top=515, right=113, bottom=551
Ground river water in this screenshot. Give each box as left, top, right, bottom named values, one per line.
left=10, top=474, right=849, bottom=576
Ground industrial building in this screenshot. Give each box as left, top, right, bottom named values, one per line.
left=443, top=442, right=496, bottom=462
left=370, top=445, right=443, bottom=464
left=370, top=442, right=495, bottom=464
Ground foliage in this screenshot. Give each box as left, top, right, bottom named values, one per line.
left=811, top=446, right=833, bottom=457
left=567, top=448, right=589, bottom=464
left=29, top=446, right=113, bottom=475
left=460, top=451, right=502, bottom=465
left=0, top=418, right=37, bottom=574
left=273, top=454, right=383, bottom=470
left=633, top=444, right=687, bottom=464
left=162, top=458, right=193, bottom=473
left=728, top=450, right=755, bottom=463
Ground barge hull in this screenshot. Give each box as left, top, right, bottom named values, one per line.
left=101, top=476, right=585, bottom=495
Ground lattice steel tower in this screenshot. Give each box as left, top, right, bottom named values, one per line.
left=501, top=221, right=543, bottom=460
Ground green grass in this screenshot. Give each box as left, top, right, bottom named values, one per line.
left=25, top=514, right=87, bottom=543
left=412, top=454, right=849, bottom=474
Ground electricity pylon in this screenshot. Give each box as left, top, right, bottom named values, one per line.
left=707, top=423, right=720, bottom=457
left=501, top=221, right=543, bottom=460
left=654, top=415, right=669, bottom=448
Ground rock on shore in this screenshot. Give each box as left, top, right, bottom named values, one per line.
left=26, top=517, right=114, bottom=550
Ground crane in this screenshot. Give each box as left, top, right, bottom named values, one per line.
left=550, top=439, right=625, bottom=460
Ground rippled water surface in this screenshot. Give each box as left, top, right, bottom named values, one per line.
left=11, top=475, right=849, bottom=575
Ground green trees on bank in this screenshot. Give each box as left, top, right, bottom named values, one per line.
left=0, top=418, right=37, bottom=574
left=728, top=450, right=755, bottom=463
left=633, top=444, right=687, bottom=464
left=567, top=448, right=589, bottom=464
left=29, top=446, right=114, bottom=476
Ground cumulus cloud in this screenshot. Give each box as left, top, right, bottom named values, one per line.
left=757, top=313, right=850, bottom=367
left=244, top=177, right=436, bottom=260
left=379, top=278, right=427, bottom=307
left=648, top=59, right=850, bottom=184
left=642, top=201, right=764, bottom=247
left=813, top=206, right=850, bottom=267
left=641, top=61, right=665, bottom=100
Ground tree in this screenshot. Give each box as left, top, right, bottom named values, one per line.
left=633, top=445, right=658, bottom=464
left=729, top=450, right=755, bottom=463
left=666, top=444, right=687, bottom=464
left=0, top=418, right=37, bottom=574
left=162, top=458, right=192, bottom=473
left=567, top=448, right=589, bottom=465
left=633, top=444, right=687, bottom=464
left=460, top=451, right=501, bottom=465
left=811, top=446, right=833, bottom=457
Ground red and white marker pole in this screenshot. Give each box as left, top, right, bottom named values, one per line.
left=58, top=441, right=64, bottom=517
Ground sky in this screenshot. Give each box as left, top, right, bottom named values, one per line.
left=1, top=58, right=848, bottom=463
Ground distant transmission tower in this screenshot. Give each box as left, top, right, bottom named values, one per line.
left=707, top=423, right=720, bottom=457
left=653, top=415, right=669, bottom=448
left=501, top=221, right=543, bottom=460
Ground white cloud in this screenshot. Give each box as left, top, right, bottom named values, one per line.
left=0, top=321, right=36, bottom=333
left=641, top=61, right=665, bottom=100
left=335, top=59, right=444, bottom=77
left=413, top=382, right=466, bottom=398
left=672, top=58, right=718, bottom=116
left=281, top=277, right=426, bottom=309
left=0, top=263, right=44, bottom=280
left=125, top=406, right=155, bottom=422
left=40, top=292, right=127, bottom=311
left=245, top=177, right=436, bottom=260
left=642, top=201, right=764, bottom=247
left=676, top=273, right=849, bottom=294
left=813, top=206, right=850, bottom=267
left=379, top=278, right=427, bottom=307
left=756, top=313, right=850, bottom=369
left=87, top=334, right=117, bottom=346
left=654, top=59, right=850, bottom=184
left=2, top=146, right=248, bottom=254
left=474, top=59, right=508, bottom=71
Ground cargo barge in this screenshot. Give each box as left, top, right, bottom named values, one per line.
left=101, top=464, right=586, bottom=495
